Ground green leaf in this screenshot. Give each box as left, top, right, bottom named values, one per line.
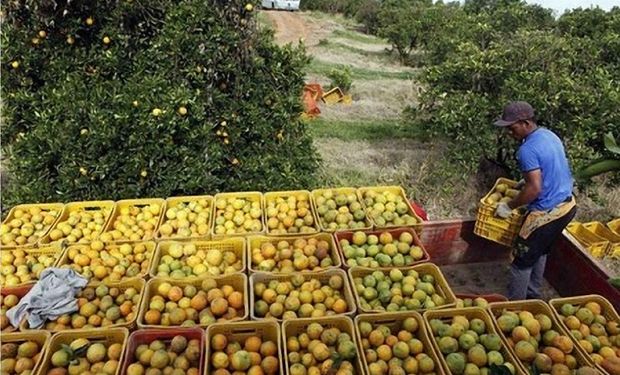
left=490, top=364, right=513, bottom=375
left=72, top=344, right=89, bottom=358
left=604, top=132, right=620, bottom=155
left=577, top=160, right=620, bottom=180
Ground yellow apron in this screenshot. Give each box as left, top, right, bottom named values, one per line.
left=519, top=196, right=576, bottom=240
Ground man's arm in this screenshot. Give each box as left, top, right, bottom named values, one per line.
left=508, top=169, right=542, bottom=209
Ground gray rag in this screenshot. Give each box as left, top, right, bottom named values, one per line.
left=6, top=268, right=88, bottom=329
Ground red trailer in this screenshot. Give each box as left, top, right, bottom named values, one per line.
left=420, top=219, right=620, bottom=310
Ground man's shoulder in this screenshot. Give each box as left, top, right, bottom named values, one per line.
left=527, top=128, right=561, bottom=145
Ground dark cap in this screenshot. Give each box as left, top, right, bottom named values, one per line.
left=494, top=101, right=535, bottom=127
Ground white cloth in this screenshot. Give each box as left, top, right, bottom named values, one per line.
left=494, top=202, right=513, bottom=219
left=6, top=268, right=87, bottom=329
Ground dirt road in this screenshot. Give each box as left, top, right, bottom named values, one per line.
left=262, top=10, right=335, bottom=46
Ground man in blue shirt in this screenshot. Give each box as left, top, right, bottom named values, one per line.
left=493, top=101, right=577, bottom=300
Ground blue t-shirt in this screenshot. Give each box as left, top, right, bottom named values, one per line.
left=517, top=128, right=573, bottom=211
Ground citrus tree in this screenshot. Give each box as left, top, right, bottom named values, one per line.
left=1, top=0, right=319, bottom=208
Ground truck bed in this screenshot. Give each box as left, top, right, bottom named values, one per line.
left=420, top=219, right=619, bottom=309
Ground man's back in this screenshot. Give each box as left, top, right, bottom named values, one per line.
left=517, top=128, right=573, bottom=211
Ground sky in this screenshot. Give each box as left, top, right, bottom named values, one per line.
left=525, top=0, right=619, bottom=14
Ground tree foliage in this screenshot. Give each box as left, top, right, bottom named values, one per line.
left=400, top=2, right=620, bottom=178
left=1, top=0, right=320, bottom=208
left=377, top=0, right=432, bottom=63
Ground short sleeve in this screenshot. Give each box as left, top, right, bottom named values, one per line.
left=517, top=146, right=540, bottom=172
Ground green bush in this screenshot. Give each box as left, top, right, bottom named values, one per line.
left=326, top=66, right=353, bottom=94
left=407, top=27, right=620, bottom=175
left=1, top=0, right=320, bottom=208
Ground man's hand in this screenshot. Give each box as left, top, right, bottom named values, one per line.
left=495, top=202, right=513, bottom=219
left=516, top=179, right=525, bottom=189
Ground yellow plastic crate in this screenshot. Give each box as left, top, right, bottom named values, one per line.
left=549, top=295, right=620, bottom=375
left=211, top=191, right=264, bottom=239
left=322, top=87, right=345, bottom=104
left=155, top=195, right=214, bottom=240
left=584, top=221, right=620, bottom=243
left=263, top=190, right=320, bottom=235
left=205, top=320, right=284, bottom=375
left=475, top=178, right=525, bottom=247
left=348, top=263, right=457, bottom=314
left=1, top=203, right=64, bottom=249
left=0, top=243, right=64, bottom=288
left=423, top=307, right=525, bottom=375
left=608, top=218, right=620, bottom=236
left=355, top=311, right=446, bottom=375
left=34, top=327, right=128, bottom=375
left=38, top=200, right=114, bottom=245
left=137, top=274, right=248, bottom=329
left=488, top=300, right=596, bottom=375
left=101, top=198, right=165, bottom=242
left=609, top=243, right=620, bottom=259
left=473, top=219, right=520, bottom=248
left=311, top=187, right=373, bottom=233
left=149, top=238, right=246, bottom=278
left=22, top=278, right=145, bottom=331
left=55, top=242, right=156, bottom=284
left=357, top=185, right=423, bottom=234
left=249, top=268, right=356, bottom=321
left=566, top=222, right=611, bottom=259
left=1, top=331, right=52, bottom=375
left=282, top=316, right=365, bottom=375
left=247, top=233, right=341, bottom=273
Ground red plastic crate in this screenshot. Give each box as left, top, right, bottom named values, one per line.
left=1, top=284, right=33, bottom=332
left=120, top=328, right=205, bottom=375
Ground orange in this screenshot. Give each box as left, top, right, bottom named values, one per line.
left=119, top=301, right=133, bottom=317
left=332, top=299, right=348, bottom=314
left=211, top=298, right=229, bottom=317
left=585, top=302, right=602, bottom=315
left=228, top=292, right=244, bottom=309
left=57, top=315, right=71, bottom=325
left=88, top=314, right=102, bottom=326
left=93, top=265, right=108, bottom=280
left=144, top=309, right=161, bottom=325
left=75, top=254, right=91, bottom=267
left=245, top=336, right=262, bottom=352
left=249, top=352, right=262, bottom=366
left=190, top=294, right=208, bottom=311
left=211, top=334, right=228, bottom=351
left=260, top=341, right=277, bottom=357
left=377, top=344, right=392, bottom=361
left=221, top=285, right=234, bottom=298
left=207, top=288, right=224, bottom=303
left=385, top=335, right=399, bottom=347
left=261, top=356, right=279, bottom=375
left=71, top=315, right=87, bottom=329
left=168, top=286, right=183, bottom=302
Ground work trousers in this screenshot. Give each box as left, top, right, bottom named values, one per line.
left=507, top=205, right=577, bottom=301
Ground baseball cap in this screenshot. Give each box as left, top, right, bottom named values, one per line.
left=494, top=101, right=535, bottom=127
